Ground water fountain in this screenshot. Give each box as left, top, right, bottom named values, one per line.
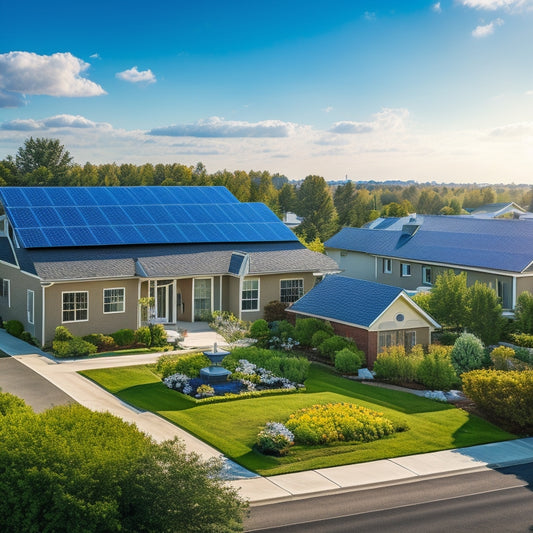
left=200, top=342, right=232, bottom=384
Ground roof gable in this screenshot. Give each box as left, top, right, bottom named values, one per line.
left=0, top=186, right=298, bottom=249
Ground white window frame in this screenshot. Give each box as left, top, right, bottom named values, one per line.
left=400, top=263, right=411, bottom=277
left=27, top=290, right=34, bottom=325
left=383, top=258, right=392, bottom=274
left=241, top=279, right=260, bottom=312
left=422, top=266, right=432, bottom=285
left=280, top=278, right=304, bottom=304
left=62, top=291, right=89, bottom=323
left=0, top=278, right=10, bottom=308
left=103, top=287, right=126, bottom=314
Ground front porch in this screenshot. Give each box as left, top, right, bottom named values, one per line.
left=162, top=321, right=228, bottom=351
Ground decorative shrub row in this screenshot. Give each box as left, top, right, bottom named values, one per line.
left=374, top=344, right=459, bottom=390
left=222, top=347, right=310, bottom=384
left=284, top=402, right=401, bottom=445
left=509, top=333, right=533, bottom=348
left=462, top=369, right=533, bottom=431
left=156, top=352, right=211, bottom=378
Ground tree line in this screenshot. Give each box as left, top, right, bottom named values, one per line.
left=2, top=137, right=532, bottom=244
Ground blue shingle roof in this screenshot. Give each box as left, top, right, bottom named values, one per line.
left=325, top=216, right=533, bottom=273
left=0, top=186, right=298, bottom=249
left=288, top=275, right=404, bottom=328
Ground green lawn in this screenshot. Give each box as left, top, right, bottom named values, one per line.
left=80, top=363, right=515, bottom=476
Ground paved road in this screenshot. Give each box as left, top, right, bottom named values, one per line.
left=0, top=357, right=75, bottom=412
left=245, top=462, right=533, bottom=532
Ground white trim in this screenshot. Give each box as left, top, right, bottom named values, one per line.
left=241, top=278, right=260, bottom=312
left=512, top=276, right=517, bottom=308
left=286, top=308, right=371, bottom=330
left=103, top=287, right=126, bottom=314
left=400, top=263, right=411, bottom=277
left=61, top=290, right=89, bottom=323
left=27, top=289, right=34, bottom=325
left=383, top=258, right=392, bottom=274
left=42, top=285, right=46, bottom=344
left=192, top=276, right=214, bottom=322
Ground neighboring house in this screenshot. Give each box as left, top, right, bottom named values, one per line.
left=0, top=186, right=338, bottom=345
left=469, top=202, right=528, bottom=219
left=287, top=275, right=439, bottom=367
left=325, top=214, right=533, bottom=310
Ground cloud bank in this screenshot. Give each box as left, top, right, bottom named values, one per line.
left=1, top=114, right=111, bottom=131
left=116, top=66, right=156, bottom=84
left=462, top=0, right=533, bottom=10
left=330, top=108, right=409, bottom=134
left=0, top=51, right=105, bottom=107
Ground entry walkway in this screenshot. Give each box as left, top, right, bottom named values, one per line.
left=1, top=328, right=533, bottom=503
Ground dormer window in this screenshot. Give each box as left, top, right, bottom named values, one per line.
left=383, top=258, right=392, bottom=274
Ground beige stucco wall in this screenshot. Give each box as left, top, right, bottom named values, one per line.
left=43, top=278, right=139, bottom=343
left=369, top=296, right=436, bottom=333
left=0, top=262, right=42, bottom=340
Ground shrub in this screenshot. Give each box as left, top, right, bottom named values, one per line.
left=514, top=291, right=533, bottom=334
left=0, top=391, right=33, bottom=416
left=53, top=337, right=98, bottom=358
left=162, top=373, right=193, bottom=395
left=149, top=323, right=168, bottom=347
left=264, top=301, right=288, bottom=322
left=294, top=318, right=333, bottom=347
left=134, top=326, right=152, bottom=347
left=256, top=422, right=294, bottom=456
left=19, top=331, right=37, bottom=346
left=5, top=320, right=24, bottom=338
left=334, top=348, right=365, bottom=374
left=509, top=333, right=533, bottom=348
left=514, top=347, right=533, bottom=365
left=156, top=352, right=211, bottom=378
left=285, top=402, right=398, bottom=445
left=489, top=346, right=516, bottom=370
left=268, top=320, right=298, bottom=350
left=318, top=335, right=357, bottom=361
left=462, top=369, right=533, bottom=431
left=223, top=347, right=310, bottom=383
left=416, top=345, right=458, bottom=390
left=110, top=328, right=135, bottom=347
left=435, top=330, right=460, bottom=346
left=195, top=384, right=215, bottom=398
left=451, top=333, right=484, bottom=375
left=249, top=319, right=270, bottom=348
left=209, top=311, right=249, bottom=344
left=53, top=325, right=73, bottom=341
left=373, top=345, right=420, bottom=383
left=83, top=333, right=116, bottom=351
left=311, top=330, right=332, bottom=348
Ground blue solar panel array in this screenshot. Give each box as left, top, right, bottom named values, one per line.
left=0, top=186, right=298, bottom=249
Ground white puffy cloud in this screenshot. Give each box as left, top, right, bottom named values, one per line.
left=433, top=2, right=442, bottom=13
left=462, top=0, right=533, bottom=10
left=148, top=116, right=300, bottom=138
left=472, top=18, right=504, bottom=37
left=0, top=51, right=105, bottom=106
left=1, top=114, right=111, bottom=131
left=116, top=66, right=156, bottom=84
left=330, top=108, right=409, bottom=134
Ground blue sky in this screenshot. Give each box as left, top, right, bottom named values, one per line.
left=1, top=0, right=533, bottom=182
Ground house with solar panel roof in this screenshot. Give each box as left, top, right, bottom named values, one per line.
left=325, top=214, right=533, bottom=311
left=0, top=186, right=339, bottom=345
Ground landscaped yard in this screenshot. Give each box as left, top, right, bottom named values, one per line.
left=80, top=363, right=515, bottom=476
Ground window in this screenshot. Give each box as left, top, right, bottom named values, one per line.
left=400, top=263, right=411, bottom=277
left=405, top=331, right=416, bottom=351
left=62, top=291, right=88, bottom=322
left=422, top=266, right=432, bottom=285
left=241, top=279, right=259, bottom=311
left=280, top=279, right=304, bottom=303
left=103, top=288, right=125, bottom=313
left=383, top=258, right=392, bottom=274
left=0, top=278, right=10, bottom=307
left=27, top=290, right=34, bottom=324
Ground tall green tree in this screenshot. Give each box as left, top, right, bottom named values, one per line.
left=514, top=291, right=533, bottom=334
left=0, top=398, right=247, bottom=533
left=334, top=181, right=356, bottom=226
left=464, top=282, right=504, bottom=345
left=295, top=175, right=338, bottom=241
left=15, top=137, right=73, bottom=184
left=429, top=270, right=468, bottom=329
left=278, top=182, right=297, bottom=213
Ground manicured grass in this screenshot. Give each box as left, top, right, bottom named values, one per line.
left=91, top=347, right=168, bottom=358
left=80, top=363, right=516, bottom=476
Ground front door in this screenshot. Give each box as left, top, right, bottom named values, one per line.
left=193, top=278, right=212, bottom=321
left=154, top=280, right=174, bottom=323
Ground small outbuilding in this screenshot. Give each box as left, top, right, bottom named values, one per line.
left=287, top=275, right=440, bottom=368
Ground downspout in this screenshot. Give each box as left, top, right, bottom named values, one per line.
left=512, top=276, right=517, bottom=309
left=137, top=279, right=141, bottom=328
left=42, top=285, right=46, bottom=346
left=219, top=275, right=222, bottom=312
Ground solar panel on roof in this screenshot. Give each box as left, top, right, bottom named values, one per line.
left=0, top=186, right=299, bottom=249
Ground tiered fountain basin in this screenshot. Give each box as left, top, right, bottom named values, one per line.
left=200, top=348, right=232, bottom=384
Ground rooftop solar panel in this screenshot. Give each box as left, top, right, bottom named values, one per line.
left=0, top=186, right=299, bottom=249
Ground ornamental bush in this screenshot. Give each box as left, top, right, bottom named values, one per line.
left=490, top=346, right=516, bottom=371
left=416, top=345, right=458, bottom=390
left=263, top=300, right=288, bottom=322
left=82, top=333, right=115, bottom=351
left=509, top=333, right=533, bottom=348
left=285, top=403, right=399, bottom=445
left=311, top=330, right=332, bottom=348
left=294, top=318, right=334, bottom=347
left=5, top=320, right=24, bottom=338
left=256, top=422, right=294, bottom=456
left=451, top=333, right=484, bottom=375
left=373, top=345, right=421, bottom=384
left=53, top=338, right=98, bottom=358
left=319, top=335, right=357, bottom=361
left=163, top=373, right=193, bottom=395
left=334, top=348, right=365, bottom=374
left=462, top=369, right=533, bottom=431
left=110, top=328, right=135, bottom=347
left=134, top=326, right=152, bottom=347
left=149, top=323, right=168, bottom=347
left=195, top=384, right=215, bottom=398
left=249, top=319, right=270, bottom=348
left=54, top=325, right=73, bottom=342
left=156, top=352, right=211, bottom=378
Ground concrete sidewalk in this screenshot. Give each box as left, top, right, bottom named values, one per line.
left=1, top=328, right=533, bottom=503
